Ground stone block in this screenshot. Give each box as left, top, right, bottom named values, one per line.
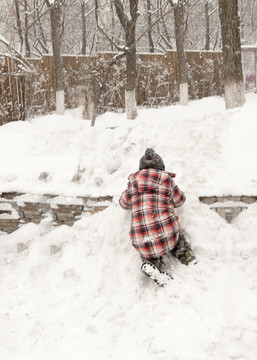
left=0, top=209, right=12, bottom=215
left=22, top=210, right=42, bottom=219
left=240, top=196, right=257, bottom=204
left=215, top=207, right=226, bottom=220
left=212, top=206, right=247, bottom=223
left=0, top=219, right=20, bottom=225
left=55, top=213, right=75, bottom=221
left=0, top=192, right=24, bottom=200
left=199, top=196, right=217, bottom=205
left=18, top=202, right=51, bottom=219
left=88, top=206, right=108, bottom=214
left=0, top=219, right=20, bottom=233
left=215, top=197, right=223, bottom=203
left=93, top=206, right=108, bottom=212
left=224, top=196, right=241, bottom=202
left=52, top=204, right=84, bottom=217
left=97, top=196, right=113, bottom=202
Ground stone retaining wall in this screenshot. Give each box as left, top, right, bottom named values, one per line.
left=2, top=193, right=255, bottom=233
left=199, top=195, right=257, bottom=223
left=0, top=192, right=113, bottom=234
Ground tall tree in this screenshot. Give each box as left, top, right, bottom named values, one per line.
left=204, top=0, right=210, bottom=50
left=46, top=0, right=65, bottom=115
left=24, top=0, right=31, bottom=57
left=113, top=0, right=139, bottom=120
left=239, top=0, right=257, bottom=44
left=94, top=0, right=175, bottom=122
left=13, top=0, right=31, bottom=56
left=14, top=0, right=24, bottom=53
left=81, top=0, right=87, bottom=54
left=147, top=0, right=154, bottom=53
left=170, top=0, right=188, bottom=105
left=218, top=0, right=245, bottom=109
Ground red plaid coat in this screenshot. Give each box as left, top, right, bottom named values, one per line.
left=119, top=169, right=186, bottom=259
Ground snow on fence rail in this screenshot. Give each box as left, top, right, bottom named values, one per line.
left=1, top=51, right=223, bottom=124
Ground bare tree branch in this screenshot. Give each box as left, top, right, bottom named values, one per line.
left=27, top=0, right=64, bottom=31
left=96, top=0, right=176, bottom=56
left=0, top=35, right=35, bottom=73
left=26, top=0, right=46, bottom=17
left=113, top=0, right=129, bottom=29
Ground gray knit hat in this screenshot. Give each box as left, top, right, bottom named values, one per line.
left=139, top=148, right=165, bottom=171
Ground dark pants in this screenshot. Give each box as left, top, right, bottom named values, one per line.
left=141, top=232, right=193, bottom=271
left=171, top=232, right=191, bottom=257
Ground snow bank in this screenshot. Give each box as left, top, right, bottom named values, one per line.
left=0, top=93, right=256, bottom=198
left=1, top=94, right=257, bottom=360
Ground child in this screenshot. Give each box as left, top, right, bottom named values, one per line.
left=119, top=148, right=196, bottom=286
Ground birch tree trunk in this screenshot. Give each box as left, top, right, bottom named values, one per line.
left=125, top=18, right=138, bottom=120
left=218, top=0, right=245, bottom=109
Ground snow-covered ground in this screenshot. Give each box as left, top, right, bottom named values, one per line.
left=1, top=93, right=257, bottom=360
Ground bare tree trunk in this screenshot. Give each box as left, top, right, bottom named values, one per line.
left=204, top=0, right=210, bottom=50
left=81, top=0, right=87, bottom=54
left=24, top=0, right=31, bottom=57
left=125, top=41, right=137, bottom=119
left=14, top=0, right=24, bottom=53
left=218, top=0, right=245, bottom=109
left=174, top=0, right=188, bottom=106
left=147, top=0, right=154, bottom=53
left=46, top=0, right=65, bottom=115
left=94, top=0, right=175, bottom=122
left=33, top=0, right=49, bottom=55
left=113, top=0, right=138, bottom=120
left=110, top=3, right=116, bottom=52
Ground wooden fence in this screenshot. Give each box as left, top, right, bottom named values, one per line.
left=0, top=51, right=223, bottom=124
left=0, top=56, right=26, bottom=125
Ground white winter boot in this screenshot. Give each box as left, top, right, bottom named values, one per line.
left=141, top=262, right=173, bottom=287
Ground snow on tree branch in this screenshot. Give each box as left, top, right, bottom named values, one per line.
left=0, top=35, right=35, bottom=74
